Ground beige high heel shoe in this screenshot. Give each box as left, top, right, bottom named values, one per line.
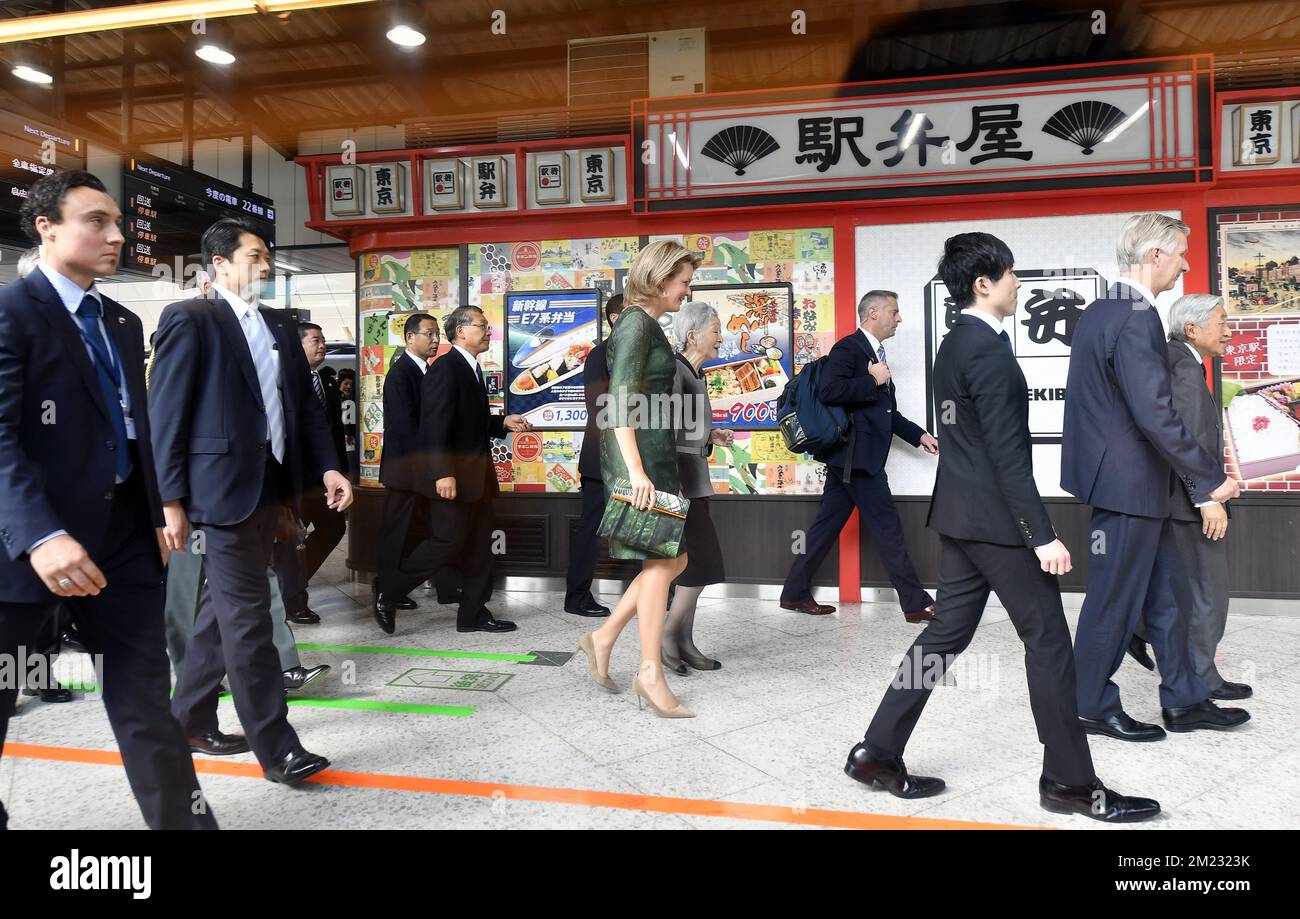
left=632, top=673, right=695, bottom=719
left=577, top=632, right=618, bottom=692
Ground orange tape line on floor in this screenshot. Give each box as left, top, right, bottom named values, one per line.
left=6, top=742, right=1041, bottom=830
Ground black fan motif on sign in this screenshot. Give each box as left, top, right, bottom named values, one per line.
left=1041, top=101, right=1127, bottom=155
left=700, top=125, right=780, bottom=175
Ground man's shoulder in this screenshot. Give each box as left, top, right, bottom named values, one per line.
left=0, top=273, right=36, bottom=317
left=830, top=332, right=864, bottom=358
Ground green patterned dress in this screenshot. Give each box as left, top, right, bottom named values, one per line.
left=599, top=305, right=683, bottom=560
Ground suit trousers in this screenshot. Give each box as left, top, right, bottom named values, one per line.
left=864, top=534, right=1095, bottom=786
left=1074, top=509, right=1207, bottom=719
left=782, top=466, right=934, bottom=613
left=300, top=489, right=347, bottom=582
left=0, top=467, right=216, bottom=829
left=170, top=504, right=303, bottom=768
left=564, top=476, right=607, bottom=607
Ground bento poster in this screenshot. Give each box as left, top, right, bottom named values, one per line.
left=690, top=283, right=795, bottom=429
left=504, top=288, right=602, bottom=430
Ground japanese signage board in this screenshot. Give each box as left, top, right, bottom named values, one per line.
left=1219, top=98, right=1300, bottom=173
left=504, top=289, right=602, bottom=430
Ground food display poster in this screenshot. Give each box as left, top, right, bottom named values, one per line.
left=504, top=289, right=601, bottom=430
left=688, top=283, right=794, bottom=430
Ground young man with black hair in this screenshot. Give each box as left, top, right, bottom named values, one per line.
left=844, top=232, right=1161, bottom=822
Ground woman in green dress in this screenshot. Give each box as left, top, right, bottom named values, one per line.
left=577, top=240, right=700, bottom=718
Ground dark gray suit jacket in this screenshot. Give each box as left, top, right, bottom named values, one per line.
left=1167, top=340, right=1229, bottom=522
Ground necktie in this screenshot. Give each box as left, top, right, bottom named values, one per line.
left=312, top=370, right=326, bottom=406
left=999, top=330, right=1012, bottom=352
left=242, top=309, right=285, bottom=463
left=877, top=345, right=886, bottom=364
left=475, top=362, right=486, bottom=391
left=76, top=295, right=132, bottom=481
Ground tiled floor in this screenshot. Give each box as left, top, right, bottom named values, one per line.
left=3, top=547, right=1297, bottom=829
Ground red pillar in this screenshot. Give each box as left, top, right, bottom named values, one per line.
left=834, top=213, right=861, bottom=603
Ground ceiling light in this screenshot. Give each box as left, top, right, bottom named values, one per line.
left=195, top=44, right=236, bottom=65
left=12, top=64, right=53, bottom=84
left=386, top=24, right=425, bottom=47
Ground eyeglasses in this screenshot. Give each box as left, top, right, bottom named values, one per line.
left=465, top=321, right=492, bottom=331
left=409, top=330, right=439, bottom=338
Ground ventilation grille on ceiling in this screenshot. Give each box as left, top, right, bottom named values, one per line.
left=568, top=34, right=651, bottom=109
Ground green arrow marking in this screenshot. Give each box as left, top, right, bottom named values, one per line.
left=296, top=643, right=534, bottom=663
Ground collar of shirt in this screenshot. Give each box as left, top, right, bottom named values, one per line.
left=858, top=327, right=884, bottom=358
left=1184, top=340, right=1204, bottom=363
left=960, top=307, right=1006, bottom=336
left=212, top=283, right=258, bottom=323
left=37, top=262, right=101, bottom=315
left=1114, top=277, right=1170, bottom=335
left=405, top=349, right=429, bottom=374
left=453, top=344, right=480, bottom=374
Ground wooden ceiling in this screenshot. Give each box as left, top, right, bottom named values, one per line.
left=3, top=0, right=1300, bottom=158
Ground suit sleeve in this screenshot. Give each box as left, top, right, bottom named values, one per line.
left=818, top=340, right=881, bottom=405
left=0, top=299, right=64, bottom=559
left=422, top=359, right=455, bottom=482
left=1113, top=310, right=1223, bottom=504
left=891, top=410, right=926, bottom=447
left=295, top=363, right=340, bottom=483
left=147, top=303, right=201, bottom=504
left=489, top=413, right=507, bottom=440
left=966, top=346, right=1056, bottom=549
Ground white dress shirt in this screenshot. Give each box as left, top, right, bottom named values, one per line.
left=858, top=327, right=885, bottom=359
left=960, top=307, right=1006, bottom=335
left=453, top=344, right=482, bottom=378
left=1114, top=277, right=1170, bottom=334
left=405, top=349, right=429, bottom=374
left=212, top=283, right=284, bottom=457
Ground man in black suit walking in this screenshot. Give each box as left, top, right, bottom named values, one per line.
left=563, top=294, right=624, bottom=618
left=375, top=306, right=531, bottom=632
left=149, top=217, right=352, bottom=786
left=780, top=290, right=938, bottom=619
left=0, top=170, right=215, bottom=828
left=845, top=232, right=1160, bottom=822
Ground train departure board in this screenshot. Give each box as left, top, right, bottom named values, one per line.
left=0, top=113, right=85, bottom=246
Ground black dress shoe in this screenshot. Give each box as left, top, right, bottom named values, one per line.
left=189, top=731, right=251, bottom=756
left=1161, top=699, right=1250, bottom=732
left=287, top=607, right=321, bottom=625
left=564, top=599, right=611, bottom=617
left=1079, top=710, right=1166, bottom=742
left=263, top=748, right=330, bottom=786
left=457, top=615, right=517, bottom=633
left=395, top=594, right=418, bottom=610
left=1210, top=681, right=1253, bottom=701
left=283, top=665, right=330, bottom=692
left=372, top=578, right=396, bottom=634
left=59, top=629, right=89, bottom=654
left=1126, top=635, right=1156, bottom=671
left=1039, top=776, right=1160, bottom=823
left=843, top=742, right=945, bottom=799
left=22, top=686, right=72, bottom=702
left=779, top=598, right=835, bottom=616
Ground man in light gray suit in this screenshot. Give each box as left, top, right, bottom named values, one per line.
left=1129, top=294, right=1252, bottom=701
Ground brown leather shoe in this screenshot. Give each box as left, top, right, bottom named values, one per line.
left=904, top=604, right=935, bottom=623
left=780, top=599, right=835, bottom=616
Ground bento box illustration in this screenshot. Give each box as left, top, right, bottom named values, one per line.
left=1225, top=377, right=1300, bottom=479
left=510, top=321, right=597, bottom=395
left=703, top=353, right=789, bottom=408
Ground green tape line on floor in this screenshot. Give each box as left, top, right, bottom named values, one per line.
left=217, top=693, right=474, bottom=717
left=296, top=643, right=535, bottom=663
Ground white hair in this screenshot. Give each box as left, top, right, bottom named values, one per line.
left=672, top=300, right=719, bottom=351
left=1116, top=213, right=1190, bottom=268
left=1167, top=294, right=1223, bottom=342
left=16, top=247, right=39, bottom=279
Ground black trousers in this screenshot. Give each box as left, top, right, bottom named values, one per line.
left=379, top=488, right=496, bottom=629
left=0, top=467, right=217, bottom=829
left=564, top=476, right=606, bottom=607
left=864, top=534, right=1095, bottom=787
left=300, top=489, right=346, bottom=582
left=171, top=502, right=302, bottom=768
left=782, top=466, right=934, bottom=613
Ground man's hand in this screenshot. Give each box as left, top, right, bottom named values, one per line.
left=1200, top=502, right=1229, bottom=540
left=710, top=429, right=735, bottom=447
left=162, top=500, right=190, bottom=553
left=868, top=362, right=891, bottom=386
left=1208, top=476, right=1241, bottom=503
left=30, top=534, right=107, bottom=597
left=323, top=470, right=353, bottom=511
left=1033, top=539, right=1072, bottom=576
left=436, top=476, right=457, bottom=500
left=919, top=433, right=939, bottom=455
left=155, top=527, right=170, bottom=567
left=504, top=414, right=532, bottom=433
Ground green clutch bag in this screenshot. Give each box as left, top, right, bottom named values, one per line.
left=598, top=479, right=690, bottom=558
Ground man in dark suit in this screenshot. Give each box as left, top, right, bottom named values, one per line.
left=1129, top=295, right=1251, bottom=701
left=149, top=216, right=352, bottom=786
left=781, top=290, right=939, bottom=619
left=375, top=306, right=531, bottom=632
left=563, top=294, right=624, bottom=618
left=0, top=170, right=215, bottom=829
left=1062, top=213, right=1248, bottom=741
left=845, top=232, right=1159, bottom=822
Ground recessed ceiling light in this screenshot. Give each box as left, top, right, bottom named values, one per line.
left=386, top=25, right=425, bottom=47
left=195, top=44, right=236, bottom=65
left=12, top=65, right=53, bottom=84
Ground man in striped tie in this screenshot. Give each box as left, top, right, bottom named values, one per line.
left=149, top=217, right=352, bottom=787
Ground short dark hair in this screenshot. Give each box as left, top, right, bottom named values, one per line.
left=938, top=232, right=1015, bottom=309
left=19, top=169, right=109, bottom=244
left=604, top=293, right=624, bottom=324
left=403, top=312, right=436, bottom=341
left=337, top=368, right=356, bottom=380
left=444, top=305, right=484, bottom=344
left=298, top=321, right=324, bottom=339
left=319, top=366, right=336, bottom=382
left=200, top=216, right=269, bottom=267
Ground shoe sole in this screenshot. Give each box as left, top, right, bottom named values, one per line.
left=1080, top=726, right=1166, bottom=742
left=189, top=745, right=250, bottom=756
left=1162, top=718, right=1250, bottom=733
left=780, top=605, right=834, bottom=616
left=1040, top=797, right=1161, bottom=823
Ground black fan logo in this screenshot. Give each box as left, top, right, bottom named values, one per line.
left=1041, top=101, right=1127, bottom=155
left=700, top=125, right=780, bottom=176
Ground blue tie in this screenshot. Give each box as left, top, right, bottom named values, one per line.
left=877, top=345, right=886, bottom=363
left=75, top=294, right=132, bottom=481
